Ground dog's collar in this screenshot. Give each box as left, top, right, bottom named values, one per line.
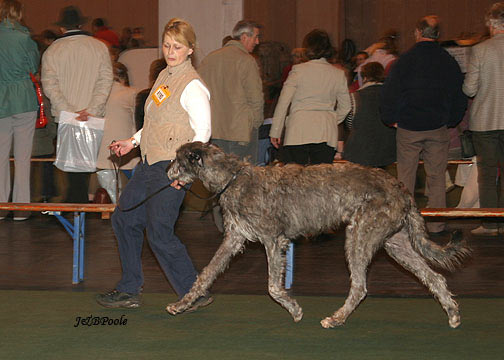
left=214, top=167, right=244, bottom=198
left=177, top=167, right=245, bottom=202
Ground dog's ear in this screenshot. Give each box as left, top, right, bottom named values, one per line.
left=187, top=149, right=204, bottom=167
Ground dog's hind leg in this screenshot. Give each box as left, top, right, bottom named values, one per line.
left=320, top=218, right=380, bottom=329
left=384, top=229, right=460, bottom=328
left=166, top=232, right=246, bottom=315
left=264, top=240, right=303, bottom=322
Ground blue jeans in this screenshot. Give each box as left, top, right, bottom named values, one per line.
left=112, top=159, right=197, bottom=296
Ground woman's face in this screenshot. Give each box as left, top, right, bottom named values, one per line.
left=162, top=35, right=193, bottom=67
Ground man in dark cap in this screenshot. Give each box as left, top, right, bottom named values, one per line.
left=41, top=6, right=113, bottom=203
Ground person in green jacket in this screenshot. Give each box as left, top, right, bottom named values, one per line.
left=0, top=0, right=40, bottom=220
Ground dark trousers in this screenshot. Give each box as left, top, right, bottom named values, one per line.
left=112, top=160, right=197, bottom=296
left=33, top=154, right=57, bottom=199
left=472, top=130, right=504, bottom=228
left=283, top=142, right=335, bottom=165
left=396, top=127, right=449, bottom=232
left=66, top=172, right=90, bottom=203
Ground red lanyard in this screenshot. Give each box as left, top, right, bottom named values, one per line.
left=29, top=72, right=48, bottom=128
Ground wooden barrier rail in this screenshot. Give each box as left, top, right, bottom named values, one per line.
left=0, top=202, right=115, bottom=216
left=420, top=208, right=504, bottom=218
left=10, top=158, right=56, bottom=162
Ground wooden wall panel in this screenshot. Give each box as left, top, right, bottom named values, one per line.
left=296, top=0, right=343, bottom=48
left=244, top=0, right=297, bottom=49
left=345, top=0, right=496, bottom=53
left=21, top=0, right=158, bottom=47
left=244, top=0, right=344, bottom=50
left=18, top=0, right=498, bottom=58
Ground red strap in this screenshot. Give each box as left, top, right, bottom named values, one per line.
left=29, top=72, right=47, bottom=128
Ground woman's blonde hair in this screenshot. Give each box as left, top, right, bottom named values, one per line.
left=0, top=0, right=23, bottom=23
left=163, top=18, right=195, bottom=50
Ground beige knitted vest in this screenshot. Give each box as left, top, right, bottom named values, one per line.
left=140, top=59, right=200, bottom=164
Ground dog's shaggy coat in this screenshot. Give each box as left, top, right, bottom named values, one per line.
left=166, top=142, right=469, bottom=328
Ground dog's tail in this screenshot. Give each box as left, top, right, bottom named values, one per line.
left=406, top=205, right=470, bottom=271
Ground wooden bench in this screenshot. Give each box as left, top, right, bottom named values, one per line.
left=0, top=202, right=115, bottom=284
left=284, top=208, right=504, bottom=289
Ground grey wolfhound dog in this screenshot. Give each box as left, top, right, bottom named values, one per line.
left=166, top=142, right=469, bottom=328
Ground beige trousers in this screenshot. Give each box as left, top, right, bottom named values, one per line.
left=0, top=111, right=37, bottom=205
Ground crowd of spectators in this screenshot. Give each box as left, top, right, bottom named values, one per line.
left=1, top=1, right=503, bottom=237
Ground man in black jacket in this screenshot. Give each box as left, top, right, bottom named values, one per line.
left=381, top=15, right=467, bottom=235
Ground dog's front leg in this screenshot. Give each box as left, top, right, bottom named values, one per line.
left=264, top=240, right=303, bottom=322
left=166, top=232, right=246, bottom=315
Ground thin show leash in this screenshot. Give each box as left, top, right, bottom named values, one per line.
left=109, top=144, right=242, bottom=212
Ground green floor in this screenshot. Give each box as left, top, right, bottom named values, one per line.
left=2, top=291, right=502, bottom=359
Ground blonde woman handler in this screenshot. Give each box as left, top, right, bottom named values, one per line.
left=96, top=19, right=212, bottom=309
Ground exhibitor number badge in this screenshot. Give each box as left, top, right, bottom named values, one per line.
left=152, top=85, right=171, bottom=106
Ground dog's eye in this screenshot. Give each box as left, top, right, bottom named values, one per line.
left=188, top=152, right=201, bottom=164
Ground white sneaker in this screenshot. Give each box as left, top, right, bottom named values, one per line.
left=470, top=226, right=498, bottom=236
left=0, top=217, right=5, bottom=220
left=13, top=211, right=31, bottom=221
left=13, top=216, right=29, bottom=221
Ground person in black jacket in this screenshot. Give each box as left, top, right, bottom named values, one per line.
left=344, top=62, right=396, bottom=168
left=381, top=15, right=467, bottom=235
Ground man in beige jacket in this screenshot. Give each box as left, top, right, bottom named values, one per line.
left=198, top=20, right=264, bottom=164
left=463, top=2, right=504, bottom=236
left=198, top=20, right=264, bottom=232
left=42, top=6, right=113, bottom=203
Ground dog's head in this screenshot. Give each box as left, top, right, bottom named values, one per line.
left=169, top=141, right=247, bottom=193
left=168, top=141, right=221, bottom=183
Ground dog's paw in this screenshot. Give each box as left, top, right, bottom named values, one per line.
left=320, top=316, right=345, bottom=329
left=166, top=302, right=186, bottom=315
left=292, top=309, right=303, bottom=322
left=448, top=310, right=461, bottom=328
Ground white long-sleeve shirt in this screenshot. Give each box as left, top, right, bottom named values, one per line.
left=132, top=79, right=211, bottom=144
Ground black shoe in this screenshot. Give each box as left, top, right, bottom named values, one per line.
left=186, top=293, right=214, bottom=313
left=96, top=289, right=142, bottom=309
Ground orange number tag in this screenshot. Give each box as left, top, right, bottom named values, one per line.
left=152, top=85, right=171, bottom=106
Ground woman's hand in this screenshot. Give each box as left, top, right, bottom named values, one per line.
left=170, top=179, right=186, bottom=190
left=109, top=138, right=135, bottom=157
left=270, top=137, right=281, bottom=149
left=76, top=109, right=91, bottom=121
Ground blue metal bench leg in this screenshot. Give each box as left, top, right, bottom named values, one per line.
left=72, top=212, right=80, bottom=284
left=285, top=242, right=294, bottom=289
left=78, top=212, right=85, bottom=282
left=51, top=211, right=86, bottom=284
